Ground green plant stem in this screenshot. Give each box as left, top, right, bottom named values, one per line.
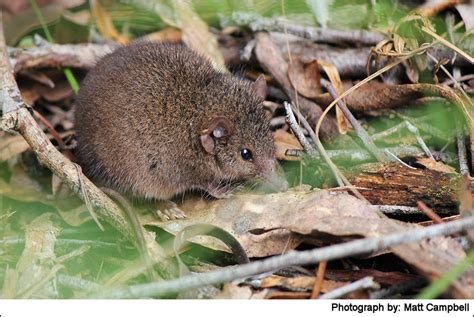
left=63, top=68, right=80, bottom=93
left=28, top=0, right=80, bottom=93
left=417, top=247, right=474, bottom=299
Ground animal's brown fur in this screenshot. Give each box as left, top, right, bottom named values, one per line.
left=74, top=42, right=284, bottom=200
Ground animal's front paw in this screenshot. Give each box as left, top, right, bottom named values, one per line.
left=153, top=200, right=186, bottom=221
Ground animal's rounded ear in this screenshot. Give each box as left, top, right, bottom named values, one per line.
left=200, top=116, right=234, bottom=155
left=252, top=74, right=267, bottom=100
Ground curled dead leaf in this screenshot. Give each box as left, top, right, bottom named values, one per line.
left=173, top=0, right=225, bottom=70
left=91, top=0, right=129, bottom=45
left=416, top=157, right=457, bottom=174
left=288, top=59, right=321, bottom=99
left=274, top=129, right=303, bottom=161
left=143, top=27, right=182, bottom=43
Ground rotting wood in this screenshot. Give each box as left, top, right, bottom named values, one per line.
left=347, top=162, right=460, bottom=209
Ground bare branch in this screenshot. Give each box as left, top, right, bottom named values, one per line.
left=325, top=83, right=390, bottom=163
left=97, top=215, right=474, bottom=298
left=10, top=42, right=116, bottom=74
left=283, top=101, right=317, bottom=157
left=231, top=12, right=385, bottom=46
left=1, top=11, right=21, bottom=114
left=319, top=276, right=380, bottom=299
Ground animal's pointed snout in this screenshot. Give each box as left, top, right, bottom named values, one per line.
left=260, top=159, right=288, bottom=193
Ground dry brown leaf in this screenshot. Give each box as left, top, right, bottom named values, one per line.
left=0, top=0, right=84, bottom=14
left=265, top=290, right=311, bottom=299
left=19, top=84, right=41, bottom=105
left=288, top=59, right=321, bottom=99
left=261, top=275, right=347, bottom=293
left=38, top=78, right=73, bottom=102
left=145, top=190, right=379, bottom=257
left=0, top=133, right=32, bottom=161
left=9, top=164, right=46, bottom=195
left=417, top=0, right=461, bottom=17
left=312, top=82, right=425, bottom=111
left=143, top=27, right=182, bottom=43
left=57, top=204, right=91, bottom=227
left=172, top=0, right=225, bottom=70
left=15, top=213, right=60, bottom=298
left=393, top=33, right=406, bottom=54
left=459, top=176, right=474, bottom=216
left=416, top=157, right=457, bottom=174
left=62, top=9, right=90, bottom=25
left=271, top=33, right=370, bottom=78
left=325, top=269, right=420, bottom=286
left=0, top=130, right=73, bottom=162
left=318, top=60, right=349, bottom=134
left=1, top=268, right=18, bottom=299
left=19, top=71, right=74, bottom=105
left=274, top=129, right=303, bottom=161
left=254, top=32, right=337, bottom=139
left=455, top=4, right=474, bottom=30
left=145, top=189, right=474, bottom=297
left=91, top=0, right=129, bottom=45
left=22, top=71, right=55, bottom=88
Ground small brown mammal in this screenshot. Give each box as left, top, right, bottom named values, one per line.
left=74, top=42, right=287, bottom=214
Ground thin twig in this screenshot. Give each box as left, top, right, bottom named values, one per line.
left=9, top=42, right=116, bottom=74
left=417, top=215, right=460, bottom=226
left=57, top=274, right=101, bottom=292
left=289, top=103, right=343, bottom=186
left=319, top=276, right=379, bottom=299
left=100, top=187, right=158, bottom=282
left=443, top=74, right=474, bottom=86
left=96, top=215, right=474, bottom=298
left=404, top=121, right=435, bottom=159
left=32, top=109, right=74, bottom=159
left=310, top=261, right=327, bottom=299
left=325, top=83, right=389, bottom=162
left=290, top=104, right=318, bottom=146
left=417, top=201, right=443, bottom=224
left=0, top=237, right=116, bottom=248
left=1, top=12, right=21, bottom=114
left=427, top=52, right=470, bottom=100
left=370, top=277, right=426, bottom=299
left=387, top=112, right=451, bottom=142
left=74, top=164, right=104, bottom=231
left=231, top=12, right=384, bottom=46
left=384, top=149, right=417, bottom=170
left=283, top=102, right=317, bottom=157
left=313, top=23, right=472, bottom=194
left=455, top=119, right=470, bottom=176
left=377, top=205, right=422, bottom=215
left=421, top=26, right=474, bottom=64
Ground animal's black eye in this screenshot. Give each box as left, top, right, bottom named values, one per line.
left=240, top=148, right=253, bottom=161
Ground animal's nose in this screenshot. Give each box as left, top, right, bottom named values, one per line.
left=261, top=159, right=288, bottom=193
